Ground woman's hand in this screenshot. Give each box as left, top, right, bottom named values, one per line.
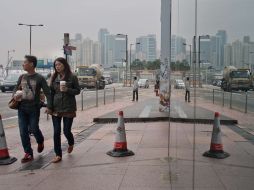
left=45, top=108, right=53, bottom=115
left=60, top=86, right=68, bottom=92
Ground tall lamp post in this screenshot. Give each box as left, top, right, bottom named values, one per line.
left=129, top=42, right=140, bottom=86
left=6, top=50, right=15, bottom=76
left=117, top=34, right=128, bottom=87
left=198, top=35, right=210, bottom=87
left=18, top=23, right=44, bottom=55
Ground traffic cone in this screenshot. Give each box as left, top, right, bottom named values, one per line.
left=203, top=112, right=230, bottom=159
left=0, top=114, right=17, bottom=165
left=107, top=111, right=134, bottom=157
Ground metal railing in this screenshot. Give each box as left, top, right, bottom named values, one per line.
left=80, top=87, right=116, bottom=111
left=212, top=89, right=250, bottom=113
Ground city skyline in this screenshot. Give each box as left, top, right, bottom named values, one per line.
left=1, top=0, right=254, bottom=66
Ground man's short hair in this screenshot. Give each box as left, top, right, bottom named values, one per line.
left=134, top=77, right=137, bottom=80
left=25, top=55, right=37, bottom=68
left=186, top=77, right=189, bottom=80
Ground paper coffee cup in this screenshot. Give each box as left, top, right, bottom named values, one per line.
left=60, top=81, right=66, bottom=91
left=60, top=81, right=66, bottom=86
left=16, top=90, right=23, bottom=96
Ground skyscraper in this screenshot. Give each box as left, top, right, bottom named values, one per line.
left=104, top=34, right=115, bottom=68
left=93, top=42, right=101, bottom=65
left=224, top=44, right=232, bottom=66
left=216, top=30, right=227, bottom=68
left=98, top=28, right=109, bottom=66
left=83, top=38, right=93, bottom=66
left=135, top=34, right=157, bottom=62
left=232, top=40, right=243, bottom=68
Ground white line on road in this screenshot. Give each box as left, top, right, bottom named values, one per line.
left=174, top=104, right=187, bottom=118
left=139, top=105, right=152, bottom=118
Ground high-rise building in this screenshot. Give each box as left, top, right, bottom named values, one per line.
left=104, top=34, right=115, bottom=68
left=83, top=38, right=93, bottom=66
left=216, top=30, right=227, bottom=68
left=93, top=42, right=101, bottom=65
left=171, top=35, right=186, bottom=62
left=114, top=36, right=126, bottom=67
left=224, top=44, right=232, bottom=66
left=243, top=36, right=250, bottom=44
left=232, top=40, right=243, bottom=68
left=210, top=36, right=221, bottom=69
left=200, top=40, right=211, bottom=63
left=70, top=34, right=83, bottom=68
left=98, top=28, right=109, bottom=66
left=135, top=34, right=157, bottom=62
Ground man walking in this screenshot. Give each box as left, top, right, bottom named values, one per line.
left=185, top=77, right=191, bottom=102
left=13, top=55, right=51, bottom=163
left=132, top=77, right=139, bottom=101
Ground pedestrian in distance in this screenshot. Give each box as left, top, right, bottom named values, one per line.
left=185, top=77, right=191, bottom=102
left=13, top=55, right=51, bottom=163
left=47, top=57, right=80, bottom=163
left=132, top=77, right=139, bottom=101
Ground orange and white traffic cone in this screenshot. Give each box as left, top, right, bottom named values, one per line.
left=107, top=111, right=134, bottom=157
left=0, top=114, right=17, bottom=165
left=203, top=112, right=230, bottom=159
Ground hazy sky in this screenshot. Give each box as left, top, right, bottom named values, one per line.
left=0, top=0, right=254, bottom=65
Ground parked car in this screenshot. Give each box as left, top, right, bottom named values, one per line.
left=104, top=77, right=113, bottom=85
left=0, top=74, right=20, bottom=92
left=138, top=79, right=149, bottom=88
left=174, top=79, right=185, bottom=89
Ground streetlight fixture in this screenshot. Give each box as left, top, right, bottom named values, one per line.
left=129, top=42, right=141, bottom=86
left=198, top=35, right=210, bottom=87
left=6, top=50, right=15, bottom=76
left=18, top=23, right=44, bottom=55
left=117, top=34, right=128, bottom=86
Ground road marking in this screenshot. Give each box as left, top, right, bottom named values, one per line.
left=174, top=104, right=187, bottom=118
left=2, top=116, right=18, bottom=121
left=139, top=105, right=152, bottom=118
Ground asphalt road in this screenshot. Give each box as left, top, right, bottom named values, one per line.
left=0, top=84, right=148, bottom=129
left=195, top=85, right=254, bottom=113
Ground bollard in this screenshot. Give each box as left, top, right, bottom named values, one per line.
left=212, top=89, right=215, bottom=104
left=81, top=90, right=85, bottom=111
left=104, top=89, right=106, bottom=105
left=113, top=88, right=116, bottom=102
left=230, top=91, right=232, bottom=109
left=222, top=91, right=224, bottom=107
left=245, top=92, right=248, bottom=113
left=96, top=85, right=98, bottom=107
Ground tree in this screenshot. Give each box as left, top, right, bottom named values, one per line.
left=131, top=59, right=145, bottom=70
left=146, top=59, right=161, bottom=70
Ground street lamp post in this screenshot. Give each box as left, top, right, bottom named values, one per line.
left=198, top=35, right=209, bottom=87
left=117, top=34, right=128, bottom=87
left=6, top=50, right=15, bottom=76
left=18, top=23, right=44, bottom=55
left=129, top=42, right=140, bottom=86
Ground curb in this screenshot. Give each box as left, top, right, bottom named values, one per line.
left=93, top=117, right=238, bottom=125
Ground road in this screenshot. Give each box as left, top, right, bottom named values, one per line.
left=195, top=85, right=254, bottom=113
left=0, top=84, right=150, bottom=129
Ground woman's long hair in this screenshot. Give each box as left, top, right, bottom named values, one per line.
left=50, top=57, right=72, bottom=85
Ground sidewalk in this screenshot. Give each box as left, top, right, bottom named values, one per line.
left=0, top=88, right=254, bottom=189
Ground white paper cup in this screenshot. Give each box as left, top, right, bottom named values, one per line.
left=60, top=81, right=66, bottom=91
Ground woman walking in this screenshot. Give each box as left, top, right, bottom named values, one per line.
left=47, top=57, right=80, bottom=163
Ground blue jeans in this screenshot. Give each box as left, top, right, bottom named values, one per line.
left=18, top=105, right=44, bottom=155
left=52, top=116, right=74, bottom=157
